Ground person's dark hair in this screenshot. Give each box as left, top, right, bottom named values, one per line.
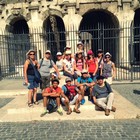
left=87, top=54, right=94, bottom=60
left=51, top=79, right=59, bottom=84
left=75, top=53, right=84, bottom=63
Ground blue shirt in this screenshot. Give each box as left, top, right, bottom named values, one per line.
left=77, top=77, right=93, bottom=83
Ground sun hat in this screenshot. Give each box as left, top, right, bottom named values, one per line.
left=56, top=52, right=62, bottom=56
left=105, top=52, right=111, bottom=57
left=65, top=77, right=72, bottom=82
left=45, top=50, right=51, bottom=54
left=77, top=41, right=84, bottom=46
left=87, top=50, right=93, bottom=55
left=26, top=49, right=36, bottom=56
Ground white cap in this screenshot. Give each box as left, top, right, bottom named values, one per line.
left=45, top=50, right=51, bottom=54
left=56, top=52, right=62, bottom=56
left=77, top=41, right=84, bottom=46
left=65, top=50, right=72, bottom=55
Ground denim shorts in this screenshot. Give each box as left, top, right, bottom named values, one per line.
left=27, top=75, right=39, bottom=89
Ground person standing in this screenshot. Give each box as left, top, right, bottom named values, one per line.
left=39, top=50, right=60, bottom=91
left=101, top=52, right=116, bottom=85
left=23, top=49, right=39, bottom=107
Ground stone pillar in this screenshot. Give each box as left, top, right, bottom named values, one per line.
left=28, top=1, right=46, bottom=60
left=63, top=4, right=82, bottom=54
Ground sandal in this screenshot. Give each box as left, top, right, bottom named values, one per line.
left=66, top=109, right=72, bottom=115
left=28, top=102, right=33, bottom=107
left=73, top=108, right=81, bottom=114
left=34, top=101, right=39, bottom=105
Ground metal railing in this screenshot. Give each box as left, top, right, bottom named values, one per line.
left=0, top=24, right=140, bottom=81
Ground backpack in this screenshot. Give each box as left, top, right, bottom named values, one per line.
left=40, top=58, right=53, bottom=69
left=64, top=85, right=77, bottom=101
left=47, top=88, right=57, bottom=113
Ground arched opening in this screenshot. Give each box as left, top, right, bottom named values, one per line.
left=133, top=8, right=140, bottom=62
left=79, top=10, right=119, bottom=62
left=6, top=18, right=30, bottom=73
left=43, top=15, right=66, bottom=61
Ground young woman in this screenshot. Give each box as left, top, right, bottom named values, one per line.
left=23, top=49, right=39, bottom=107
left=74, top=50, right=86, bottom=76
left=86, top=50, right=98, bottom=82
left=96, top=49, right=104, bottom=76
left=101, top=52, right=116, bottom=85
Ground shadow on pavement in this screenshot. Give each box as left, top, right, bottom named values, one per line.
left=133, top=90, right=140, bottom=95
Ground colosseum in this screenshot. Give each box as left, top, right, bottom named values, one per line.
left=0, top=0, right=140, bottom=80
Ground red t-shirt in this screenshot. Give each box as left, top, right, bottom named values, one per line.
left=44, top=86, right=62, bottom=95
left=86, top=58, right=97, bottom=73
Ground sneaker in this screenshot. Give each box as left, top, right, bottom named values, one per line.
left=81, top=98, right=85, bottom=105
left=40, top=110, right=49, bottom=117
left=57, top=108, right=63, bottom=116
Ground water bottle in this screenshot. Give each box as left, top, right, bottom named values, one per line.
left=23, top=82, right=30, bottom=87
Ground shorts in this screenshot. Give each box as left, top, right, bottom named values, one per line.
left=61, top=94, right=79, bottom=105
left=27, top=75, right=39, bottom=89
left=40, top=75, right=50, bottom=90
left=104, top=77, right=112, bottom=85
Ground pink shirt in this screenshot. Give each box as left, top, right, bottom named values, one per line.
left=76, top=59, right=83, bottom=71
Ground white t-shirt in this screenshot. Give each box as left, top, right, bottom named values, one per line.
left=56, top=59, right=63, bottom=70
left=63, top=58, right=75, bottom=72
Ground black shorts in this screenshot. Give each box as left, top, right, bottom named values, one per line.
left=40, top=75, right=50, bottom=90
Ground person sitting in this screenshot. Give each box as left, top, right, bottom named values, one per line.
left=61, top=78, right=82, bottom=114
left=92, top=75, right=116, bottom=116
left=40, top=79, right=63, bottom=117
left=76, top=69, right=95, bottom=104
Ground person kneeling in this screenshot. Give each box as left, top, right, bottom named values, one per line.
left=92, top=76, right=116, bottom=116
left=61, top=78, right=82, bottom=114
left=40, top=79, right=63, bottom=117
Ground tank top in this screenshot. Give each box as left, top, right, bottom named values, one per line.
left=102, top=62, right=113, bottom=78
left=76, top=59, right=83, bottom=71
left=87, top=58, right=97, bottom=73
left=27, top=63, right=37, bottom=76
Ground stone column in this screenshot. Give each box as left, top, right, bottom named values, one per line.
left=63, top=3, right=82, bottom=54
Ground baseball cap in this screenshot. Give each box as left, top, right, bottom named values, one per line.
left=81, top=69, right=88, bottom=74
left=87, top=50, right=93, bottom=55
left=45, top=50, right=51, bottom=54
left=65, top=77, right=72, bottom=82
left=56, top=52, right=62, bottom=56
left=65, top=50, right=72, bottom=55
left=97, top=49, right=103, bottom=53
left=96, top=76, right=105, bottom=80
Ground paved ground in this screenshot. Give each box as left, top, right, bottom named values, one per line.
left=112, top=84, right=140, bottom=108
left=0, top=119, right=140, bottom=140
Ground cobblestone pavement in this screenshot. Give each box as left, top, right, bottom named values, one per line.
left=0, top=98, right=14, bottom=108
left=112, top=84, right=140, bottom=108
left=0, top=119, right=139, bottom=140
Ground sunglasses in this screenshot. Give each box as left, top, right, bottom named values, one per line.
left=105, top=56, right=110, bottom=58
left=30, top=53, right=35, bottom=55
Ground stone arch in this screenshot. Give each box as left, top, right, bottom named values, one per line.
left=43, top=12, right=66, bottom=61
left=79, top=9, right=119, bottom=62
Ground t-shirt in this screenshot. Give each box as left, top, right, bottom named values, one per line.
left=63, top=58, right=75, bottom=72
left=44, top=86, right=62, bottom=95
left=77, top=77, right=93, bottom=83
left=39, top=59, right=55, bottom=77
left=92, top=82, right=112, bottom=99
left=56, top=59, right=63, bottom=70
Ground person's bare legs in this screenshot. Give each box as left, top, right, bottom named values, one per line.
left=56, top=97, right=63, bottom=115
left=28, top=89, right=33, bottom=106
left=33, top=88, right=38, bottom=104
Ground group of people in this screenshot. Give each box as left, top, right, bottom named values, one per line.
left=23, top=41, right=116, bottom=117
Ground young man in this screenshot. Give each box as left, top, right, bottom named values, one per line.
left=39, top=50, right=60, bottom=91
left=40, top=79, right=63, bottom=117
left=61, top=78, right=82, bottom=114
left=92, top=75, right=116, bottom=116
left=76, top=69, right=95, bottom=104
